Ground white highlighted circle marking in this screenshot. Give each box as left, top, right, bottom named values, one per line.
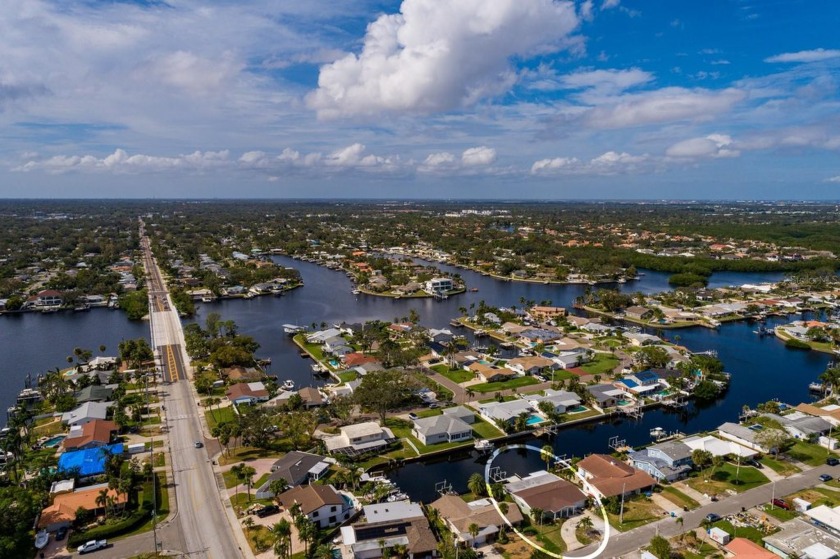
left=484, top=444, right=610, bottom=559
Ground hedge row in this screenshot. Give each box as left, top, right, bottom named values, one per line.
left=68, top=509, right=149, bottom=547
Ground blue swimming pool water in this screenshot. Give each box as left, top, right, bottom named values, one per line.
left=43, top=435, right=65, bottom=448
left=525, top=414, right=544, bottom=426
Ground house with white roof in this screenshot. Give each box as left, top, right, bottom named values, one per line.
left=528, top=390, right=581, bottom=415
left=411, top=415, right=473, bottom=446
left=475, top=399, right=533, bottom=425
left=61, top=401, right=110, bottom=427
left=323, top=422, right=396, bottom=456
left=682, top=434, right=758, bottom=459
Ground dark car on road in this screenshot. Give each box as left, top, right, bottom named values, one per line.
left=828, top=457, right=839, bottom=466
left=705, top=513, right=721, bottom=523
left=256, top=505, right=280, bottom=518
left=820, top=474, right=834, bottom=482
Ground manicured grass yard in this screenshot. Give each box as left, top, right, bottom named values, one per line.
left=661, top=486, right=700, bottom=509
left=787, top=441, right=832, bottom=467
left=431, top=364, right=475, bottom=383
left=763, top=505, right=797, bottom=522
left=760, top=455, right=801, bottom=476
left=531, top=520, right=567, bottom=554
left=579, top=354, right=620, bottom=376
left=205, top=405, right=236, bottom=430
left=686, top=463, right=769, bottom=495
left=472, top=417, right=505, bottom=438
left=607, top=497, right=665, bottom=532
left=471, top=376, right=539, bottom=393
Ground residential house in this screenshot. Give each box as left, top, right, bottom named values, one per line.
left=624, top=332, right=662, bottom=346
left=343, top=353, right=379, bottom=368
left=255, top=451, right=330, bottom=499
left=61, top=401, right=110, bottom=427
left=224, top=366, right=263, bottom=382
left=718, top=422, right=779, bottom=454
left=340, top=503, right=437, bottom=559
left=323, top=422, right=396, bottom=456
left=761, top=412, right=831, bottom=442
left=276, top=484, right=354, bottom=528
left=763, top=518, right=840, bottom=559
left=226, top=382, right=270, bottom=405
left=724, top=538, right=778, bottom=559
left=528, top=306, right=567, bottom=322
left=505, top=356, right=557, bottom=376
left=38, top=484, right=127, bottom=532
left=62, top=419, right=119, bottom=452
left=468, top=362, right=515, bottom=383
left=529, top=390, right=582, bottom=415
left=307, top=328, right=344, bottom=344
left=425, top=277, right=454, bottom=294
left=441, top=406, right=476, bottom=424
left=577, top=454, right=657, bottom=499
left=476, top=399, right=533, bottom=426
left=506, top=470, right=587, bottom=520
left=73, top=385, right=114, bottom=404
left=587, top=384, right=626, bottom=409
left=549, top=352, right=584, bottom=369
left=30, top=289, right=64, bottom=309
left=628, top=440, right=693, bottom=482
left=519, top=328, right=562, bottom=345
left=624, top=306, right=653, bottom=321
left=411, top=415, right=473, bottom=446
left=681, top=435, right=758, bottom=459
left=57, top=443, right=124, bottom=478
left=298, top=387, right=326, bottom=408
left=431, top=494, right=524, bottom=545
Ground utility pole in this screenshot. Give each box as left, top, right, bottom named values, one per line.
left=619, top=482, right=626, bottom=525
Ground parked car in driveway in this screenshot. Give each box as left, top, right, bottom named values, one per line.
left=256, top=505, right=279, bottom=518
left=820, top=474, right=834, bottom=482
left=772, top=498, right=791, bottom=510
left=827, top=457, right=839, bottom=466
left=705, top=513, right=721, bottom=523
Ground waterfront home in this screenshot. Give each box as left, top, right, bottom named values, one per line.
left=38, top=484, right=127, bottom=532
left=505, top=356, right=557, bottom=376
left=431, top=494, right=524, bottom=545
left=761, top=412, right=831, bottom=441
left=441, top=405, right=476, bottom=424
left=73, top=385, right=115, bottom=404
left=582, top=322, right=617, bottom=335
left=587, top=384, right=626, bottom=408
left=548, top=352, right=584, bottom=369
left=28, top=289, right=64, bottom=309
left=623, top=332, right=662, bottom=346
left=576, top=454, right=657, bottom=499
left=339, top=502, right=436, bottom=559
left=681, top=434, right=758, bottom=459
left=624, top=306, right=653, bottom=321
left=62, top=419, right=119, bottom=452
left=476, top=399, right=533, bottom=425
left=354, top=361, right=385, bottom=376
left=507, top=470, right=586, bottom=520
left=763, top=518, right=840, bottom=558
left=263, top=389, right=296, bottom=408
left=255, top=451, right=330, bottom=499
left=425, top=277, right=454, bottom=294
left=224, top=365, right=263, bottom=382
left=718, top=422, right=780, bottom=454
left=226, top=382, right=269, bottom=405
left=61, top=401, right=110, bottom=427
left=566, top=316, right=592, bottom=328
left=501, top=322, right=530, bottom=335
left=628, top=440, right=693, bottom=482
left=343, top=353, right=380, bottom=368
left=528, top=390, right=582, bottom=415
left=307, top=328, right=343, bottom=344
left=323, top=422, right=396, bottom=456
left=616, top=376, right=661, bottom=397
left=528, top=306, right=567, bottom=322
left=518, top=328, right=562, bottom=345
left=795, top=403, right=840, bottom=427
left=411, top=415, right=473, bottom=446
left=276, top=484, right=354, bottom=528
left=298, top=387, right=326, bottom=408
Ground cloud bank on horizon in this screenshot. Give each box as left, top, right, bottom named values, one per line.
left=2, top=0, right=840, bottom=198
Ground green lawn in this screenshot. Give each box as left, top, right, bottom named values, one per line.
left=607, top=497, right=665, bottom=532
left=431, top=364, right=474, bottom=384
left=530, top=521, right=567, bottom=554
left=788, top=441, right=832, bottom=466
left=471, top=376, right=539, bottom=393
left=763, top=506, right=797, bottom=522
left=205, top=406, right=237, bottom=430
left=711, top=520, right=774, bottom=545
left=686, top=463, right=769, bottom=495
left=472, top=418, right=504, bottom=438
left=579, top=354, right=620, bottom=376
left=338, top=371, right=358, bottom=383
left=128, top=473, right=171, bottom=538
left=760, top=456, right=801, bottom=476
left=661, top=486, right=700, bottom=509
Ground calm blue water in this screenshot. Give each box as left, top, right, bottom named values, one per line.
left=0, top=256, right=827, bottom=503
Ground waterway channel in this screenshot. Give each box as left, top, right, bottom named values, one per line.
left=0, top=256, right=829, bottom=502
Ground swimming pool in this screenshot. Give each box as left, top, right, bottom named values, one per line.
left=43, top=435, right=66, bottom=448
left=525, top=414, right=545, bottom=426
left=568, top=406, right=587, bottom=413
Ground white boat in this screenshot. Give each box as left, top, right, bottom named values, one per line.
left=283, top=324, right=305, bottom=335
left=282, top=379, right=295, bottom=390
left=474, top=439, right=493, bottom=452
left=650, top=427, right=665, bottom=438
left=35, top=530, right=49, bottom=549
left=351, top=289, right=360, bottom=295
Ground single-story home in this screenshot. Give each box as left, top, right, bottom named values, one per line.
left=340, top=503, right=437, bottom=559
left=323, top=422, right=396, bottom=456
left=226, top=381, right=270, bottom=405
left=61, top=401, right=110, bottom=427
left=431, top=495, right=524, bottom=545
left=505, top=356, right=557, bottom=376
left=506, top=470, right=587, bottom=520
left=62, top=419, right=119, bottom=452
left=38, top=484, right=127, bottom=531
left=476, top=399, right=533, bottom=425
left=529, top=390, right=582, bottom=415
left=577, top=454, right=657, bottom=499
left=411, top=415, right=473, bottom=446
left=255, top=451, right=330, bottom=499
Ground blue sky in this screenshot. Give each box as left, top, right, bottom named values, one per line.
left=2, top=0, right=839, bottom=199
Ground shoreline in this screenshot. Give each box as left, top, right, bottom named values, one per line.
left=356, top=287, right=466, bottom=299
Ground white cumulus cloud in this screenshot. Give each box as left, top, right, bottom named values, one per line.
left=531, top=151, right=649, bottom=175
left=666, top=134, right=740, bottom=159
left=307, top=0, right=580, bottom=118
left=15, top=148, right=230, bottom=174
left=461, top=146, right=497, bottom=166
left=765, top=48, right=840, bottom=64
left=825, top=176, right=840, bottom=183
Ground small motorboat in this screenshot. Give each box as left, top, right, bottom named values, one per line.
left=282, top=379, right=295, bottom=390
left=35, top=530, right=49, bottom=549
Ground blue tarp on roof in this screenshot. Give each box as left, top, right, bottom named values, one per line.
left=619, top=379, right=639, bottom=388
left=58, top=443, right=124, bottom=477
left=634, top=370, right=659, bottom=383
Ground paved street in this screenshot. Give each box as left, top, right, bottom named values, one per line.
left=573, top=462, right=839, bottom=558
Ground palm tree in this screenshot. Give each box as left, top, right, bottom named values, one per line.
left=243, top=516, right=255, bottom=531
left=271, top=518, right=292, bottom=559
left=531, top=507, right=544, bottom=526
left=241, top=465, right=257, bottom=501
left=270, top=478, right=289, bottom=501
left=468, top=523, right=480, bottom=544
left=467, top=473, right=486, bottom=497
left=541, top=444, right=554, bottom=470
left=96, top=489, right=109, bottom=519
left=578, top=515, right=593, bottom=534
